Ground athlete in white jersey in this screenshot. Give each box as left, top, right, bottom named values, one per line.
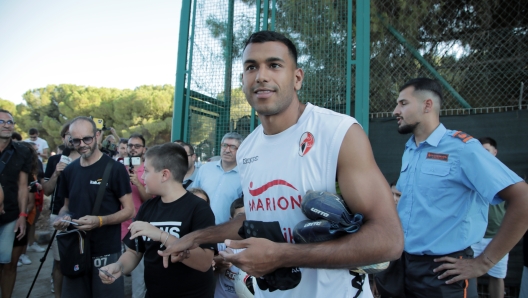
left=160, top=31, right=403, bottom=298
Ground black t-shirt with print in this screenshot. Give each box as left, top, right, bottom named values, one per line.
left=58, top=154, right=132, bottom=255
left=0, top=141, right=32, bottom=225
left=123, top=192, right=216, bottom=298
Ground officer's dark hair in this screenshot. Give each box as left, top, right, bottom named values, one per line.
left=119, top=138, right=128, bottom=145
left=69, top=116, right=97, bottom=135
left=478, top=137, right=497, bottom=149
left=129, top=133, right=146, bottom=146
left=243, top=31, right=299, bottom=67
left=230, top=197, right=245, bottom=218
left=11, top=132, right=22, bottom=141
left=399, top=78, right=444, bottom=107
left=390, top=180, right=398, bottom=188
left=29, top=128, right=39, bottom=135
left=179, top=141, right=194, bottom=155
left=145, top=143, right=188, bottom=183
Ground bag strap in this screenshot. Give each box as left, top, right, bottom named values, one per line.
left=91, top=160, right=114, bottom=215
left=0, top=147, right=15, bottom=176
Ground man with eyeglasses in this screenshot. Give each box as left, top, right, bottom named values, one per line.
left=24, top=127, right=49, bottom=161
left=0, top=109, right=32, bottom=298
left=119, top=133, right=149, bottom=298
left=190, top=132, right=243, bottom=224
left=53, top=116, right=134, bottom=298
left=174, top=141, right=199, bottom=189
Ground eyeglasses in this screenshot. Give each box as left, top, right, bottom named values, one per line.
left=127, top=144, right=144, bottom=149
left=221, top=143, right=238, bottom=151
left=0, top=120, right=15, bottom=126
left=70, top=136, right=95, bottom=146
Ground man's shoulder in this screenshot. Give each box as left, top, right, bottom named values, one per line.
left=11, top=141, right=31, bottom=157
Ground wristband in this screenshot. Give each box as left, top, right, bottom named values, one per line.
left=98, top=216, right=103, bottom=228
left=19, top=212, right=28, bottom=217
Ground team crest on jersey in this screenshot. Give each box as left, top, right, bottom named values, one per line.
left=299, top=132, right=314, bottom=157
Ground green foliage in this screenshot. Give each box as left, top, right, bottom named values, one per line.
left=14, top=84, right=175, bottom=152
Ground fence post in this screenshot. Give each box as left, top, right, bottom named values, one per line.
left=172, top=0, right=193, bottom=142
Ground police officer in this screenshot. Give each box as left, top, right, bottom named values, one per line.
left=391, top=78, right=528, bottom=298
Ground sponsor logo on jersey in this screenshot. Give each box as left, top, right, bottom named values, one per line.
left=247, top=180, right=301, bottom=243
left=243, top=156, right=258, bottom=164
left=299, top=132, right=314, bottom=156
left=248, top=180, right=297, bottom=196
left=90, top=178, right=102, bottom=185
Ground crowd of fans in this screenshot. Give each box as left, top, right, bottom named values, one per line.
left=0, top=30, right=527, bottom=298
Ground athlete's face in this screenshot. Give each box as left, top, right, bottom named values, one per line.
left=241, top=41, right=303, bottom=116
left=393, top=86, right=423, bottom=134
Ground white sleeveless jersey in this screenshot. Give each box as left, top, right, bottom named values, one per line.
left=237, top=103, right=372, bottom=298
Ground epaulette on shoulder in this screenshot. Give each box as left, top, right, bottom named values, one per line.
left=451, top=131, right=474, bottom=143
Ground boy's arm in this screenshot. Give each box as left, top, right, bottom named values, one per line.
left=160, top=213, right=245, bottom=267
left=160, top=232, right=214, bottom=272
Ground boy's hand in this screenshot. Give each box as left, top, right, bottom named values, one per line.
left=158, top=234, right=198, bottom=268
left=99, top=263, right=122, bottom=284
left=129, top=221, right=160, bottom=241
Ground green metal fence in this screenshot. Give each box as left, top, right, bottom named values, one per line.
left=172, top=0, right=527, bottom=162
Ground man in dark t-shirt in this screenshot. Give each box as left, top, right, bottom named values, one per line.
left=99, top=143, right=216, bottom=298
left=0, top=109, right=32, bottom=298
left=53, top=116, right=133, bottom=298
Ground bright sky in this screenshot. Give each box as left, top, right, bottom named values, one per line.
left=0, top=0, right=182, bottom=105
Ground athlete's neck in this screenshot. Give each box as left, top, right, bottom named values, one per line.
left=260, top=100, right=306, bottom=135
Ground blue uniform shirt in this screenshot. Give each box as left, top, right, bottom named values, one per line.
left=190, top=160, right=242, bottom=224
left=396, top=124, right=522, bottom=255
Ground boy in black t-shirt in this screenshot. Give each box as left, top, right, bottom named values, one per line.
left=99, top=143, right=216, bottom=298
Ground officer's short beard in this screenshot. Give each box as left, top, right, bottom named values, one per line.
left=398, top=122, right=419, bottom=134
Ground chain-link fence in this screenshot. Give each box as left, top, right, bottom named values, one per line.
left=180, top=0, right=527, bottom=160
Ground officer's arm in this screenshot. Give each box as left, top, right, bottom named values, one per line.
left=479, top=182, right=528, bottom=266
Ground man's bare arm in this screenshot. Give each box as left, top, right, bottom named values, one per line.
left=15, top=172, right=29, bottom=238
left=42, top=162, right=67, bottom=195
left=159, top=213, right=245, bottom=265
left=222, top=125, right=404, bottom=276
left=435, top=181, right=528, bottom=283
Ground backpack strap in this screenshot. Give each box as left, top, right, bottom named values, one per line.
left=92, top=160, right=114, bottom=215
